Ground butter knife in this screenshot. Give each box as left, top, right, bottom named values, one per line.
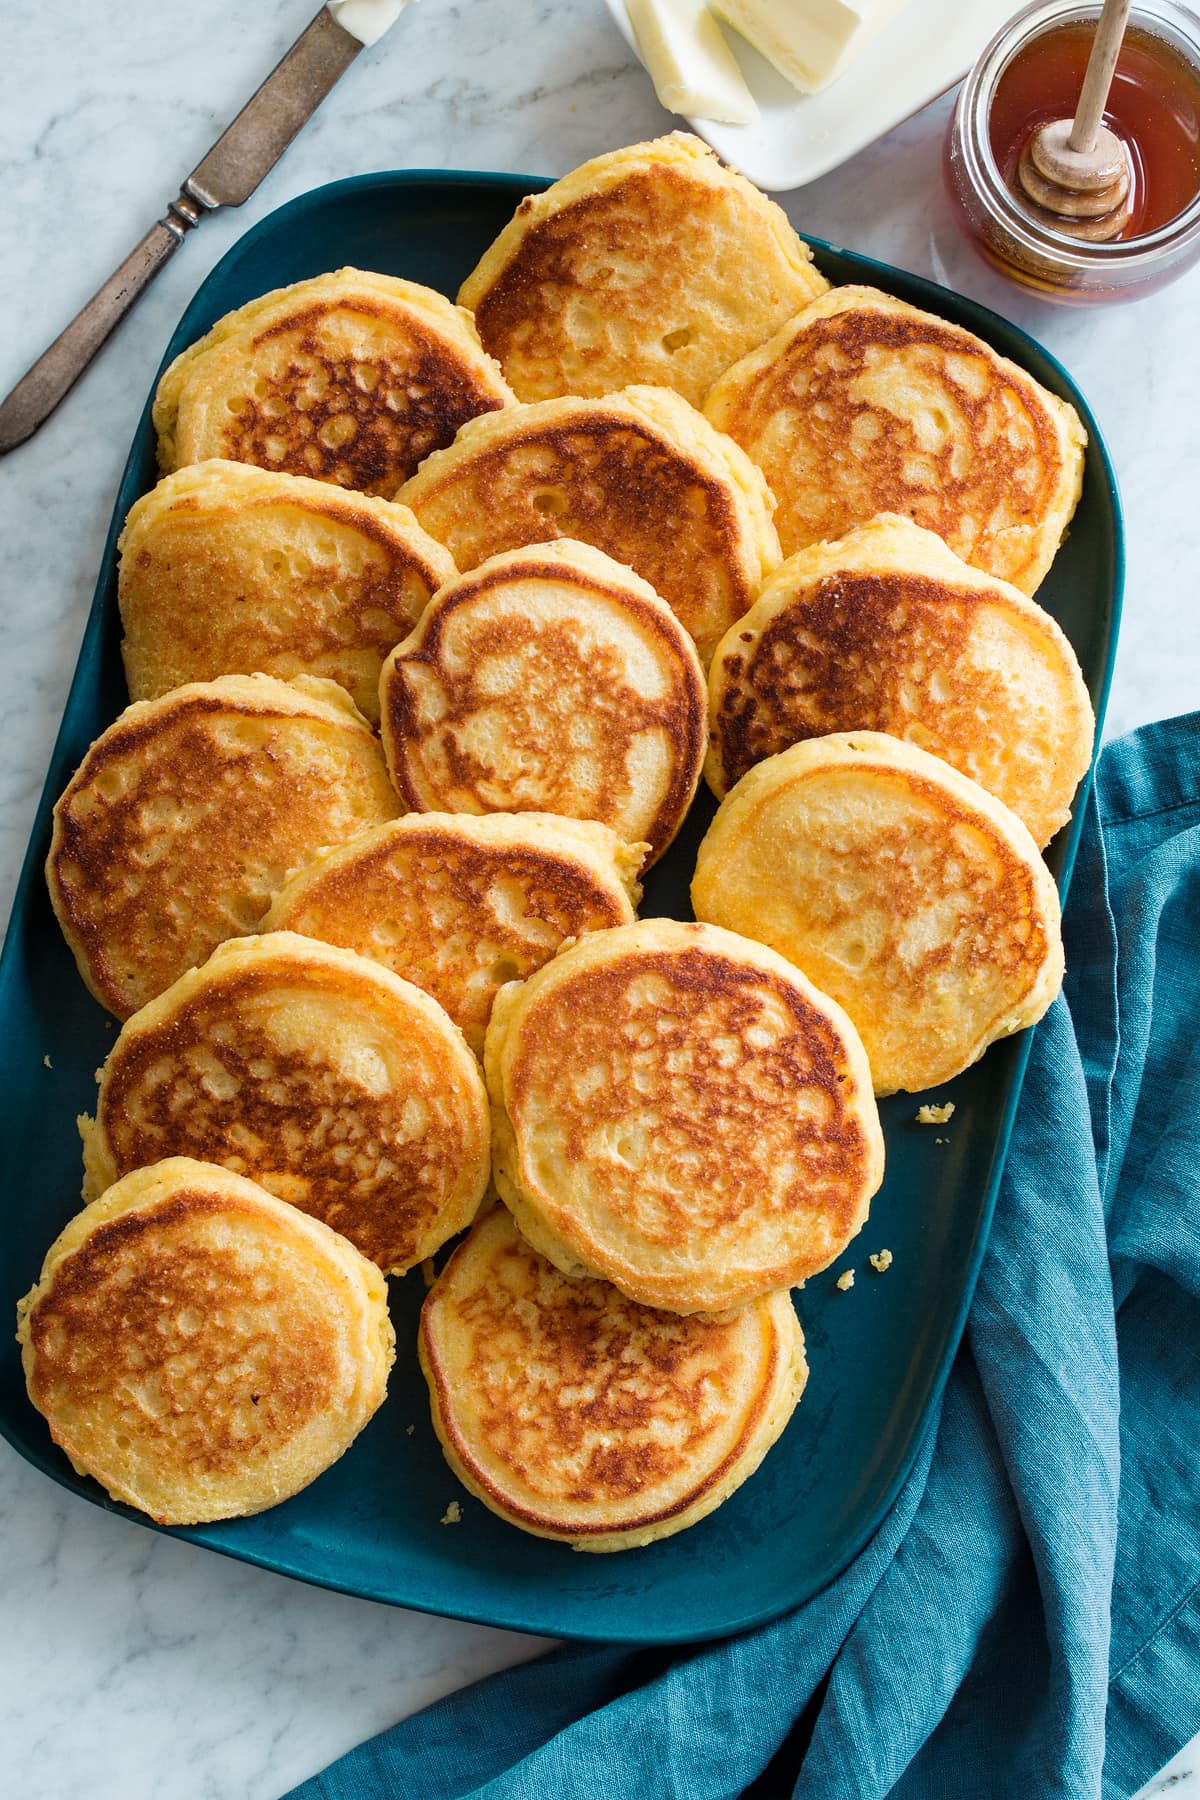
left=0, top=5, right=397, bottom=455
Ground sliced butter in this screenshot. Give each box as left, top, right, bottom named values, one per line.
left=710, top=0, right=912, bottom=94
left=327, top=0, right=411, bottom=47
left=626, top=0, right=760, bottom=126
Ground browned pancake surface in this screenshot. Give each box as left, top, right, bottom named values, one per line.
left=419, top=1205, right=806, bottom=1546
left=156, top=271, right=514, bottom=496
left=212, top=303, right=481, bottom=491
left=398, top=391, right=778, bottom=660
left=118, top=462, right=456, bottom=722
left=46, top=675, right=397, bottom=1017
left=87, top=935, right=491, bottom=1273
left=27, top=1187, right=342, bottom=1477
left=460, top=135, right=826, bottom=408
left=706, top=287, right=1085, bottom=593
left=380, top=544, right=706, bottom=863
left=265, top=815, right=638, bottom=1053
left=488, top=919, right=882, bottom=1311
left=691, top=735, right=1064, bottom=1094
left=706, top=518, right=1094, bottom=844
left=18, top=1161, right=393, bottom=1524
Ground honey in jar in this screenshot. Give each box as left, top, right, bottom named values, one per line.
left=946, top=1, right=1200, bottom=302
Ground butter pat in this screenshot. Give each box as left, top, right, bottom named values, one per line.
left=710, top=0, right=912, bottom=93
left=626, top=0, right=759, bottom=126
left=327, top=0, right=411, bottom=47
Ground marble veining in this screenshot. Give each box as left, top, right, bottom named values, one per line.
left=1, top=2, right=1197, bottom=1795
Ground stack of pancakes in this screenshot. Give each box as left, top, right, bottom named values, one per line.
left=23, top=132, right=1094, bottom=1548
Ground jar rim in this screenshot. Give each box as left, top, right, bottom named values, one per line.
left=958, top=0, right=1200, bottom=267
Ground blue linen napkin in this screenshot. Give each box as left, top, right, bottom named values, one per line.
left=288, top=713, right=1200, bottom=1800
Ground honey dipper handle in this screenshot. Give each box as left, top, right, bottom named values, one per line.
left=1070, top=0, right=1133, bottom=153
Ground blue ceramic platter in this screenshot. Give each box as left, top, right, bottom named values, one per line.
left=0, top=171, right=1122, bottom=1643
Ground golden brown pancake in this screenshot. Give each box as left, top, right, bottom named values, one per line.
left=17, top=1158, right=394, bottom=1526
left=458, top=133, right=828, bottom=409
left=705, top=285, right=1087, bottom=593
left=264, top=812, right=643, bottom=1055
left=79, top=933, right=492, bottom=1275
left=485, top=917, right=883, bottom=1313
left=153, top=267, right=514, bottom=495
left=396, top=387, right=780, bottom=661
left=379, top=541, right=707, bottom=864
left=692, top=732, right=1064, bottom=1095
left=46, top=673, right=398, bottom=1018
left=706, top=513, right=1095, bottom=846
left=118, top=460, right=456, bottom=723
left=419, top=1205, right=807, bottom=1551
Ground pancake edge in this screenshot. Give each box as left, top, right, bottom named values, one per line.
left=418, top=1214, right=808, bottom=1551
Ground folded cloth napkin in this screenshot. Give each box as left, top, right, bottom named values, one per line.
left=288, top=713, right=1200, bottom=1800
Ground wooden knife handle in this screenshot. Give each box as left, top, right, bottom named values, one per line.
left=0, top=195, right=206, bottom=456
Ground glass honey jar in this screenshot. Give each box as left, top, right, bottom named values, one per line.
left=945, top=0, right=1200, bottom=302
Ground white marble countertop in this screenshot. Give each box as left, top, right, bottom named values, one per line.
left=1, top=3, right=1197, bottom=1795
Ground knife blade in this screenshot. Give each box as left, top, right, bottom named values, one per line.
left=0, top=5, right=387, bottom=455
left=188, top=8, right=362, bottom=210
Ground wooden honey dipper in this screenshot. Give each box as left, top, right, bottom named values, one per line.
left=1015, top=0, right=1134, bottom=240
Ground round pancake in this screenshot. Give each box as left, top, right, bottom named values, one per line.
left=46, top=673, right=399, bottom=1018
left=692, top=732, right=1064, bottom=1095
left=458, top=132, right=828, bottom=409
left=705, top=285, right=1087, bottom=594
left=485, top=917, right=883, bottom=1313
left=396, top=387, right=780, bottom=662
left=118, top=459, right=457, bottom=723
left=379, top=541, right=707, bottom=864
left=419, top=1205, right=807, bottom=1551
left=152, top=267, right=514, bottom=496
left=706, top=513, right=1095, bottom=846
left=16, top=1158, right=394, bottom=1526
left=79, top=932, right=492, bottom=1275
left=264, top=812, right=643, bottom=1054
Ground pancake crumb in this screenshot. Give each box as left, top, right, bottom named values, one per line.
left=43, top=1054, right=52, bottom=1069
left=405, top=1424, right=415, bottom=1435
left=869, top=1249, right=893, bottom=1273
left=836, top=1269, right=855, bottom=1292
left=441, top=1500, right=463, bottom=1525
left=916, top=1102, right=955, bottom=1125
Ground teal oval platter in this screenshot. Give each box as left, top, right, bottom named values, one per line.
left=0, top=170, right=1123, bottom=1644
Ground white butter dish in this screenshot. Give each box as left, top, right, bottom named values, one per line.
left=603, top=0, right=1018, bottom=191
